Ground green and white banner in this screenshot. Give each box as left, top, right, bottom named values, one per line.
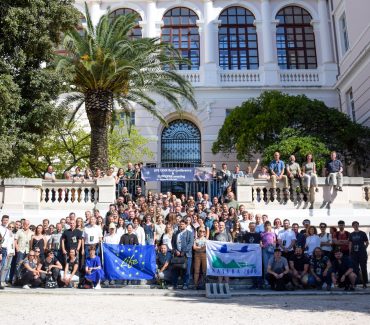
left=206, top=241, right=262, bottom=277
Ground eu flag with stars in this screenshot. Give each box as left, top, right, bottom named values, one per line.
left=103, top=244, right=156, bottom=280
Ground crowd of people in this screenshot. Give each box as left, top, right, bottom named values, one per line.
left=0, top=151, right=360, bottom=291
left=0, top=192, right=367, bottom=291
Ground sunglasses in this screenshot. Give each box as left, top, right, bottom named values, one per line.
left=29, top=254, right=35, bottom=257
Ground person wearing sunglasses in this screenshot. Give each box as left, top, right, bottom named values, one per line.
left=20, top=250, right=41, bottom=289
left=192, top=227, right=207, bottom=290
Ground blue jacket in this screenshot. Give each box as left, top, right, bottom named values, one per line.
left=172, top=230, right=194, bottom=258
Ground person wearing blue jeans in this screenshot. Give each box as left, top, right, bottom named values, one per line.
left=171, top=220, right=194, bottom=290
left=261, top=221, right=277, bottom=285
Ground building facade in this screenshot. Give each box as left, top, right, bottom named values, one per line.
left=75, top=0, right=344, bottom=168
left=330, top=0, right=370, bottom=127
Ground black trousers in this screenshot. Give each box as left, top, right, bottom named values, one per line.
left=351, top=252, right=368, bottom=284
left=268, top=273, right=291, bottom=290
left=21, top=271, right=42, bottom=287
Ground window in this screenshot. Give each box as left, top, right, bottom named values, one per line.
left=346, top=89, right=356, bottom=122
left=218, top=6, right=259, bottom=70
left=339, top=13, right=349, bottom=54
left=276, top=6, right=317, bottom=69
left=110, top=8, right=142, bottom=39
left=161, top=7, right=200, bottom=70
left=119, top=111, right=135, bottom=126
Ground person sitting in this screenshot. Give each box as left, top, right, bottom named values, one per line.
left=269, top=152, right=289, bottom=194
left=286, top=155, right=304, bottom=193
left=19, top=250, right=42, bottom=289
left=267, top=248, right=292, bottom=290
left=289, top=246, right=309, bottom=289
left=37, top=250, right=62, bottom=287
left=85, top=245, right=104, bottom=289
left=156, top=244, right=172, bottom=289
left=325, top=151, right=343, bottom=191
left=302, top=153, right=319, bottom=193
left=331, top=249, right=357, bottom=291
left=60, top=249, right=79, bottom=288
left=257, top=166, right=271, bottom=180
left=308, top=247, right=332, bottom=290
left=119, top=224, right=139, bottom=245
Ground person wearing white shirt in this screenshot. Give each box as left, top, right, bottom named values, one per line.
left=277, top=219, right=296, bottom=259
left=83, top=216, right=103, bottom=257
left=103, top=224, right=120, bottom=245
left=1, top=221, right=15, bottom=287
left=239, top=212, right=250, bottom=233
left=318, top=223, right=332, bottom=257
left=305, top=226, right=321, bottom=256
left=132, top=218, right=145, bottom=245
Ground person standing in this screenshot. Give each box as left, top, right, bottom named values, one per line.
left=349, top=221, right=368, bottom=288
left=261, top=221, right=276, bottom=286
left=171, top=220, right=194, bottom=290
left=318, top=223, right=332, bottom=258
left=192, top=227, right=207, bottom=290
left=333, top=220, right=350, bottom=256
left=0, top=215, right=10, bottom=288
left=83, top=216, right=103, bottom=258
left=277, top=219, right=296, bottom=260
left=61, top=219, right=82, bottom=265
left=14, top=220, right=34, bottom=283
left=0, top=222, right=16, bottom=287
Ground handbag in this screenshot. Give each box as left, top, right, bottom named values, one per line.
left=171, top=255, right=187, bottom=270
left=45, top=275, right=58, bottom=289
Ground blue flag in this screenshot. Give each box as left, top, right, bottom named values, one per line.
left=102, top=243, right=156, bottom=280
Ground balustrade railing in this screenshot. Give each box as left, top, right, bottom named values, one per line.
left=279, top=70, right=320, bottom=86
left=219, top=70, right=261, bottom=85
left=41, top=180, right=98, bottom=207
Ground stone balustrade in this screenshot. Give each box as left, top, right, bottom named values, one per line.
left=0, top=177, right=369, bottom=226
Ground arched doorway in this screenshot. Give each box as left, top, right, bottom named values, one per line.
left=160, top=119, right=202, bottom=195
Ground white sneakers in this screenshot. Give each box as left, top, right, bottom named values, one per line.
left=94, top=282, right=101, bottom=290
left=22, top=285, right=31, bottom=289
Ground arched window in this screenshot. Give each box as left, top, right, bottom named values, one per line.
left=218, top=6, right=259, bottom=70
left=276, top=6, right=317, bottom=69
left=161, top=7, right=200, bottom=70
left=110, top=8, right=142, bottom=39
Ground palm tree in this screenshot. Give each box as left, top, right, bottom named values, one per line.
left=57, top=4, right=196, bottom=170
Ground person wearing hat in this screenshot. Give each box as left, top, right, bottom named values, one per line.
left=103, top=223, right=120, bottom=244
left=349, top=221, right=368, bottom=288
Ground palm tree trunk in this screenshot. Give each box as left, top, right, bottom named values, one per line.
left=85, top=89, right=113, bottom=171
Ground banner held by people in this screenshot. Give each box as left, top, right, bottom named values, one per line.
left=103, top=244, right=156, bottom=280
left=206, top=242, right=262, bottom=277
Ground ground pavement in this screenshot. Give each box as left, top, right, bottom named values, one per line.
left=1, top=288, right=370, bottom=324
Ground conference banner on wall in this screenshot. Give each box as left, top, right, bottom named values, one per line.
left=206, top=241, right=262, bottom=277
left=141, top=167, right=213, bottom=182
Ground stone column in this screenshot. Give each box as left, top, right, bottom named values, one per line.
left=260, top=0, right=279, bottom=85
left=145, top=0, right=158, bottom=38
left=95, top=177, right=116, bottom=210
left=88, top=0, right=103, bottom=27
left=200, top=0, right=219, bottom=86
left=316, top=0, right=337, bottom=86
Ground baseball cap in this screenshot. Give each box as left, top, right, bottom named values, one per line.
left=109, top=223, right=116, bottom=229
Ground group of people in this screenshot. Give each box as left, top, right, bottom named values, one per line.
left=44, top=151, right=344, bottom=206
left=0, top=182, right=367, bottom=291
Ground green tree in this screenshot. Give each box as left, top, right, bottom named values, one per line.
left=212, top=91, right=370, bottom=173
left=57, top=6, right=196, bottom=171
left=108, top=123, right=154, bottom=167
left=19, top=118, right=91, bottom=178
left=0, top=0, right=80, bottom=177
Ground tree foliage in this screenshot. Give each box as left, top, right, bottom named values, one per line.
left=212, top=91, right=370, bottom=173
left=0, top=0, right=80, bottom=177
left=263, top=128, right=330, bottom=172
